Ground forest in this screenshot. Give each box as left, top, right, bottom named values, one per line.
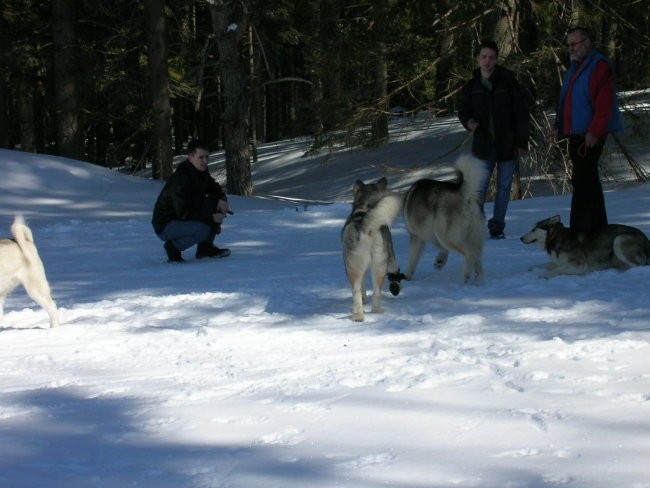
left=1, top=0, right=649, bottom=195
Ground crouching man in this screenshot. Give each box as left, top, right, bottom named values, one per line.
left=152, top=139, right=231, bottom=262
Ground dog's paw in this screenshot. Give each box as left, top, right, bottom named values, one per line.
left=389, top=281, right=401, bottom=296
left=434, top=252, right=449, bottom=269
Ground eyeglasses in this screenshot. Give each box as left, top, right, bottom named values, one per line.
left=567, top=38, right=587, bottom=48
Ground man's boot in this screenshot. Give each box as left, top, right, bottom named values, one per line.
left=164, top=241, right=184, bottom=263
left=195, top=242, right=231, bottom=259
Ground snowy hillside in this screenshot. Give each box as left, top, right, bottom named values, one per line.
left=0, top=115, right=649, bottom=488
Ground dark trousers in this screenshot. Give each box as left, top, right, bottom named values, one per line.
left=156, top=198, right=219, bottom=251
left=569, top=136, right=608, bottom=232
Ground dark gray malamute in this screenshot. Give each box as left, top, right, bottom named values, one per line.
left=403, top=155, right=488, bottom=284
left=521, top=215, right=650, bottom=278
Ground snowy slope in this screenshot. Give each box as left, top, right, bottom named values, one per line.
left=0, top=118, right=649, bottom=488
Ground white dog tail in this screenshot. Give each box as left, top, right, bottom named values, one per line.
left=11, top=216, right=41, bottom=267
left=363, top=191, right=402, bottom=233
left=455, top=154, right=489, bottom=202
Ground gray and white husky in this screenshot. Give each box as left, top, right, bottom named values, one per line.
left=520, top=214, right=650, bottom=278
left=341, top=177, right=404, bottom=322
left=403, top=155, right=488, bottom=284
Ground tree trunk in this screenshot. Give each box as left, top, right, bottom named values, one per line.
left=434, top=2, right=455, bottom=114
left=51, top=0, right=82, bottom=160
left=18, top=77, right=36, bottom=152
left=371, top=43, right=389, bottom=144
left=493, top=0, right=517, bottom=58
left=307, top=0, right=324, bottom=140
left=0, top=12, right=9, bottom=148
left=0, top=65, right=7, bottom=148
left=210, top=1, right=252, bottom=196
left=517, top=0, right=537, bottom=54
left=144, top=0, right=173, bottom=180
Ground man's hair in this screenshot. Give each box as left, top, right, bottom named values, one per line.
left=476, top=40, right=499, bottom=58
left=187, top=139, right=208, bottom=155
left=567, top=26, right=592, bottom=41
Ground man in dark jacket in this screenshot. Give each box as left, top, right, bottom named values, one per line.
left=458, top=40, right=531, bottom=239
left=152, top=140, right=231, bottom=262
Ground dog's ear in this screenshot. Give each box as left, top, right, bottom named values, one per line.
left=550, top=215, right=562, bottom=224
left=376, top=177, right=388, bottom=190
left=353, top=180, right=365, bottom=194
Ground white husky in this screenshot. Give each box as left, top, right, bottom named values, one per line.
left=0, top=216, right=59, bottom=328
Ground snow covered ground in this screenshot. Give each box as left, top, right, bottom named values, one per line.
left=1, top=115, right=649, bottom=488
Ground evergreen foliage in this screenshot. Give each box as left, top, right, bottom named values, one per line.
left=0, top=0, right=648, bottom=193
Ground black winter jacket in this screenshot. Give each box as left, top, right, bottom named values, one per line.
left=151, top=160, right=227, bottom=235
left=457, top=65, right=531, bottom=162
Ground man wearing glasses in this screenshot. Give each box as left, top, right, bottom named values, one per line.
left=556, top=26, right=623, bottom=232
left=152, top=139, right=231, bottom=262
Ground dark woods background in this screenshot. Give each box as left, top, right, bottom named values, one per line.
left=1, top=0, right=649, bottom=195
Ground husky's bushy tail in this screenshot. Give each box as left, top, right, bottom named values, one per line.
left=454, top=154, right=488, bottom=204
left=362, top=191, right=402, bottom=233
left=11, top=216, right=40, bottom=265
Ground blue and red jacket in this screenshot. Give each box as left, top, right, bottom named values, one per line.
left=558, top=49, right=622, bottom=139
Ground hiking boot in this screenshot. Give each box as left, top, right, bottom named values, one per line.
left=489, top=232, right=506, bottom=240
left=164, top=241, right=184, bottom=262
left=196, top=242, right=231, bottom=259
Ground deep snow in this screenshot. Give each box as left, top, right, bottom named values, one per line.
left=1, top=115, right=649, bottom=488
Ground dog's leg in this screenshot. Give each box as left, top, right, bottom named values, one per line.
left=540, top=266, right=563, bottom=279
left=540, top=261, right=587, bottom=279
left=347, top=269, right=365, bottom=322
left=381, top=226, right=400, bottom=275
left=471, top=256, right=485, bottom=284
left=466, top=240, right=485, bottom=284
left=23, top=279, right=59, bottom=328
left=458, top=251, right=474, bottom=284
left=528, top=262, right=555, bottom=272
left=430, top=237, right=449, bottom=270
left=442, top=239, right=477, bottom=284
left=370, top=269, right=384, bottom=314
left=360, top=271, right=368, bottom=304
left=614, top=235, right=648, bottom=267
left=380, top=226, right=404, bottom=295
left=368, top=232, right=389, bottom=314
left=405, top=235, right=426, bottom=279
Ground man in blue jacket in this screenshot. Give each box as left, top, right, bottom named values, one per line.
left=152, top=140, right=231, bottom=262
left=556, top=26, right=623, bottom=232
left=458, top=40, right=531, bottom=239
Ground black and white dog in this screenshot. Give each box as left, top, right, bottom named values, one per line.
left=521, top=215, right=650, bottom=278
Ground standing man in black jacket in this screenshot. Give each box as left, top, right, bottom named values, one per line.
left=458, top=40, right=531, bottom=239
left=152, top=139, right=231, bottom=262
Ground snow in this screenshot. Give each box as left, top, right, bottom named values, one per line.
left=1, top=115, right=649, bottom=488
